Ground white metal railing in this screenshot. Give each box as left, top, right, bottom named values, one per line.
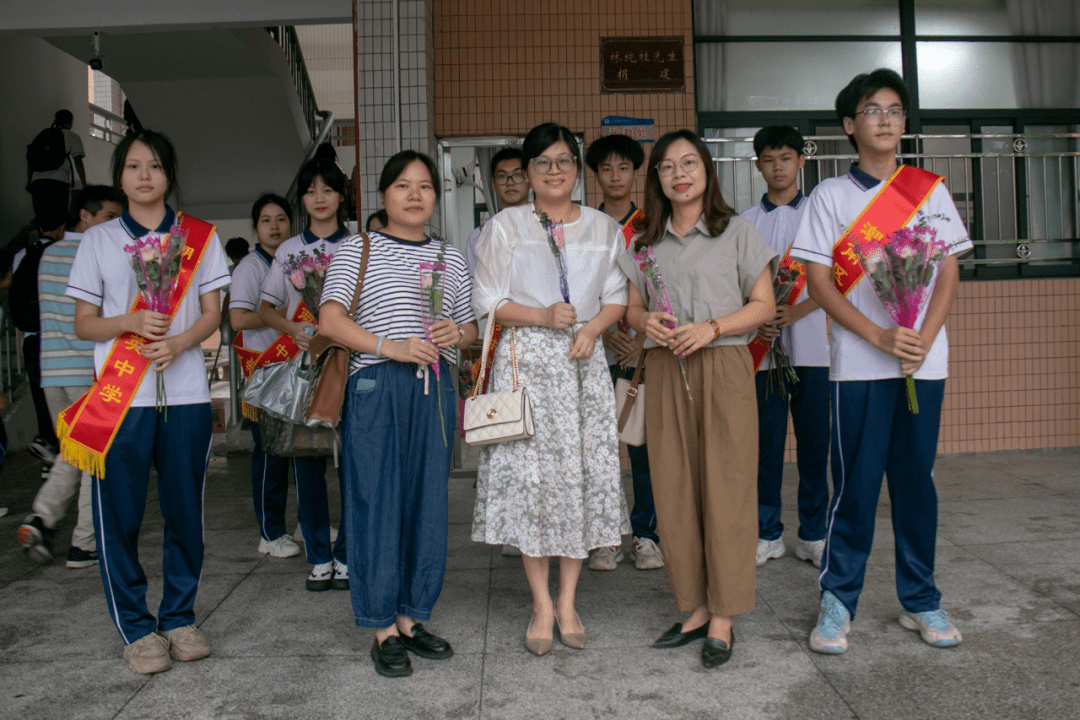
left=704, top=133, right=1080, bottom=276
left=88, top=103, right=128, bottom=145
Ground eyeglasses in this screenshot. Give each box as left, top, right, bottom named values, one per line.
left=656, top=155, right=700, bottom=177
left=530, top=155, right=577, bottom=175
left=854, top=107, right=907, bottom=123
left=494, top=170, right=525, bottom=185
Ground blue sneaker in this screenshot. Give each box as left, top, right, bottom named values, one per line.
left=810, top=591, right=850, bottom=654
left=899, top=609, right=962, bottom=647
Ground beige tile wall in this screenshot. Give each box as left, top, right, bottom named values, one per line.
left=432, top=0, right=696, bottom=206
left=781, top=277, right=1080, bottom=461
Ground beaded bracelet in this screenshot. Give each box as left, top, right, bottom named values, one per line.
left=708, top=318, right=721, bottom=340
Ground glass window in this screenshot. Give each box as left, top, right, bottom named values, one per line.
left=695, top=0, right=899, bottom=36
left=696, top=42, right=902, bottom=111
left=914, top=0, right=1009, bottom=35
left=917, top=42, right=1019, bottom=108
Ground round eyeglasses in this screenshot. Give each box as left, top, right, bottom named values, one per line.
left=656, top=156, right=700, bottom=177
left=530, top=155, right=577, bottom=175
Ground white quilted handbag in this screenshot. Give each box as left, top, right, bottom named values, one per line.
left=463, top=298, right=535, bottom=446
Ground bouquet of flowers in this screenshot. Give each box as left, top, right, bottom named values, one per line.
left=633, top=246, right=692, bottom=402
left=124, top=222, right=187, bottom=413
left=420, top=249, right=448, bottom=447
left=851, top=214, right=950, bottom=413
left=280, top=247, right=334, bottom=321
left=764, top=263, right=802, bottom=398
left=536, top=210, right=582, bottom=389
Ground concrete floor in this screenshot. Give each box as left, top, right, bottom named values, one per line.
left=0, top=444, right=1078, bottom=720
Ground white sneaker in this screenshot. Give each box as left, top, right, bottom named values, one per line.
left=809, top=591, right=850, bottom=654
left=305, top=562, right=333, bottom=592
left=331, top=559, right=349, bottom=591
left=794, top=538, right=826, bottom=568
left=588, top=545, right=624, bottom=571
left=501, top=545, right=522, bottom=556
left=899, top=609, right=962, bottom=647
left=756, top=538, right=786, bottom=566
left=630, top=538, right=664, bottom=570
left=258, top=534, right=301, bottom=558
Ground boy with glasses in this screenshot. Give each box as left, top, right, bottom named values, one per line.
left=741, top=126, right=830, bottom=570
left=465, top=148, right=530, bottom=276
left=585, top=134, right=663, bottom=571
left=791, top=68, right=970, bottom=654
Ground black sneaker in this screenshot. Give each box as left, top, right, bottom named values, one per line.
left=17, top=515, right=55, bottom=562
left=66, top=547, right=98, bottom=569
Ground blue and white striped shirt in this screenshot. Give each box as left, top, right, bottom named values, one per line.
left=39, top=232, right=95, bottom=387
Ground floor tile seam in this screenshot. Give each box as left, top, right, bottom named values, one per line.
left=982, top=564, right=1080, bottom=621
left=193, top=554, right=275, bottom=630
left=751, top=587, right=864, bottom=720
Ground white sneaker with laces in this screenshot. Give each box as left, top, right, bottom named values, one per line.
left=756, top=537, right=786, bottom=566
left=794, top=538, right=826, bottom=568
left=899, top=609, right=962, bottom=647
left=588, top=545, right=624, bottom=571
left=809, top=591, right=851, bottom=654
left=630, top=538, right=664, bottom=570
left=258, top=534, right=301, bottom=558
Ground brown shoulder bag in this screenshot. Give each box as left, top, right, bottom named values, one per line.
left=304, top=231, right=370, bottom=428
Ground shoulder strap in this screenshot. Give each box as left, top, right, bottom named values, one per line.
left=470, top=297, right=518, bottom=396
left=307, top=232, right=369, bottom=360
left=616, top=345, right=647, bottom=433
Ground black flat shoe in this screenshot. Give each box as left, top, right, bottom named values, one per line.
left=371, top=636, right=413, bottom=678
left=652, top=622, right=709, bottom=649
left=701, top=629, right=736, bottom=669
left=398, top=623, right=454, bottom=661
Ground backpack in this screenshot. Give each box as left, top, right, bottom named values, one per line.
left=10, top=237, right=60, bottom=333
left=26, top=126, right=68, bottom=174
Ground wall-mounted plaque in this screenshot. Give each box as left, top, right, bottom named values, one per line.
left=601, top=36, right=685, bottom=94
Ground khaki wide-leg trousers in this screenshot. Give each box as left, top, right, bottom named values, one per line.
left=645, top=345, right=757, bottom=618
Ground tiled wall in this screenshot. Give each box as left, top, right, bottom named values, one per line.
left=354, top=0, right=437, bottom=227
left=431, top=0, right=697, bottom=207
left=781, top=277, right=1080, bottom=461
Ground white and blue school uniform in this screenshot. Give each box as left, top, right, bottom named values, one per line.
left=260, top=226, right=348, bottom=567
left=791, top=163, right=972, bottom=619
left=65, top=206, right=230, bottom=644
left=321, top=231, right=474, bottom=629
left=740, top=192, right=830, bottom=544
left=230, top=245, right=290, bottom=544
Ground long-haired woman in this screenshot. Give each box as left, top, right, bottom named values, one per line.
left=471, top=122, right=630, bottom=656
left=257, top=158, right=349, bottom=592
left=320, top=150, right=478, bottom=678
left=618, top=130, right=777, bottom=669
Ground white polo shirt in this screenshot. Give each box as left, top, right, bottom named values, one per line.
left=740, top=191, right=829, bottom=369
left=260, top=227, right=348, bottom=320
left=791, top=164, right=972, bottom=381
left=228, top=245, right=278, bottom=353
left=65, top=206, right=231, bottom=407
left=31, top=128, right=85, bottom=186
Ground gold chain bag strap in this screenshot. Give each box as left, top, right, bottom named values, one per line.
left=304, top=231, right=370, bottom=428
left=462, top=298, right=534, bottom=446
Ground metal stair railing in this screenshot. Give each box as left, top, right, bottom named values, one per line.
left=265, top=25, right=322, bottom=144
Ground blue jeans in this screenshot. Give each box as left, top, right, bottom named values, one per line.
left=821, top=379, right=945, bottom=619
left=611, top=365, right=658, bottom=543
left=755, top=366, right=830, bottom=542
left=341, top=360, right=453, bottom=628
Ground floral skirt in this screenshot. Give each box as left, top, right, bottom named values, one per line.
left=472, top=325, right=629, bottom=558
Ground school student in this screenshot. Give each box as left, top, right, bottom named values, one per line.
left=791, top=69, right=971, bottom=654
left=740, top=126, right=830, bottom=569
left=229, top=194, right=300, bottom=559
left=17, top=185, right=123, bottom=568
left=258, top=158, right=349, bottom=592
left=586, top=133, right=663, bottom=572
left=464, top=147, right=531, bottom=277
left=64, top=130, right=231, bottom=674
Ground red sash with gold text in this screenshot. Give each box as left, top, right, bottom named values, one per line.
left=56, top=213, right=215, bottom=478
left=749, top=241, right=807, bottom=371
left=233, top=301, right=314, bottom=420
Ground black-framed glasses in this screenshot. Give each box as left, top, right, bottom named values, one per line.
left=656, top=155, right=700, bottom=177
left=494, top=170, right=525, bottom=185
left=854, top=107, right=907, bottom=123
left=530, top=155, right=577, bottom=175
